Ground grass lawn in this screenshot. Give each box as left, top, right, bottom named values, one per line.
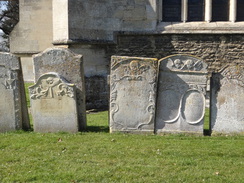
left=0, top=84, right=243, bottom=182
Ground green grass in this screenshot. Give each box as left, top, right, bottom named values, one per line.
left=0, top=84, right=242, bottom=182
left=0, top=110, right=243, bottom=182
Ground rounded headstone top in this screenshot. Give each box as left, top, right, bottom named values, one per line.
left=159, top=54, right=208, bottom=73
left=33, top=47, right=82, bottom=66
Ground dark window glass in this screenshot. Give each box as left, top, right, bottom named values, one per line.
left=212, top=0, right=229, bottom=21
left=163, top=0, right=181, bottom=22
left=188, top=0, right=204, bottom=21
left=237, top=0, right=244, bottom=21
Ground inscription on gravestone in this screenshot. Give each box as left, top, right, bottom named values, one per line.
left=29, top=72, right=79, bottom=133
left=110, top=56, right=158, bottom=133
left=33, top=48, right=86, bottom=130
left=155, top=55, right=208, bottom=134
left=0, top=52, right=30, bottom=132
left=211, top=65, right=244, bottom=134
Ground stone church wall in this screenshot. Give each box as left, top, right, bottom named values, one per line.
left=66, top=0, right=157, bottom=43
left=108, top=34, right=244, bottom=73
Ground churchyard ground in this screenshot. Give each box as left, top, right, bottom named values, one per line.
left=0, top=84, right=243, bottom=182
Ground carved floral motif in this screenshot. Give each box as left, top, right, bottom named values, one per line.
left=30, top=75, right=75, bottom=99
left=57, top=83, right=74, bottom=98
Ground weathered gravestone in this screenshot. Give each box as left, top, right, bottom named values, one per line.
left=0, top=52, right=30, bottom=132
left=29, top=72, right=79, bottom=133
left=33, top=47, right=86, bottom=130
left=110, top=56, right=158, bottom=133
left=155, top=55, right=208, bottom=134
left=211, top=65, right=244, bottom=134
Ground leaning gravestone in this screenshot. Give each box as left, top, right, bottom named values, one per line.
left=33, top=48, right=86, bottom=130
left=110, top=56, right=158, bottom=133
left=29, top=72, right=79, bottom=133
left=211, top=65, right=244, bottom=134
left=155, top=55, right=208, bottom=134
left=0, top=52, right=30, bottom=132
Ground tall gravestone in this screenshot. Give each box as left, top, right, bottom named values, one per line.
left=29, top=72, right=79, bottom=133
left=33, top=47, right=86, bottom=130
left=0, top=52, right=30, bottom=132
left=110, top=56, right=158, bottom=133
left=211, top=65, right=244, bottom=134
left=155, top=55, right=208, bottom=134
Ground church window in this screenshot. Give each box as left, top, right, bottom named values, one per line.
left=212, top=0, right=229, bottom=21
left=162, top=0, right=182, bottom=22
left=188, top=0, right=205, bottom=21
left=161, top=0, right=243, bottom=22
left=236, top=0, right=244, bottom=21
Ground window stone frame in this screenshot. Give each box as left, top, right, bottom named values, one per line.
left=157, top=0, right=244, bottom=34
left=159, top=0, right=238, bottom=23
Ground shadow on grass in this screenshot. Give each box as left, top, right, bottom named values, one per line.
left=204, top=129, right=211, bottom=136
left=86, top=126, right=109, bottom=133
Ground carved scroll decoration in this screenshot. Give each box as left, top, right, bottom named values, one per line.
left=110, top=59, right=157, bottom=130
left=57, top=83, right=75, bottom=98
left=162, top=84, right=206, bottom=125
left=30, top=75, right=75, bottom=99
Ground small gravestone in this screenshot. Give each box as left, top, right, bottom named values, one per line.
left=155, top=55, right=208, bottom=134
left=0, top=52, right=30, bottom=132
left=29, top=72, right=79, bottom=133
left=33, top=47, right=86, bottom=130
left=110, top=56, right=158, bottom=133
left=211, top=65, right=244, bottom=134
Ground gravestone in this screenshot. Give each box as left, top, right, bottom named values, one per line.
left=110, top=56, right=158, bottom=133
left=29, top=72, right=79, bottom=133
left=33, top=47, right=86, bottom=130
left=155, top=55, right=208, bottom=134
left=211, top=65, right=244, bottom=134
left=0, top=52, right=30, bottom=132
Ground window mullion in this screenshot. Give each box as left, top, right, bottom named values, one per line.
left=182, top=0, right=188, bottom=22
left=205, top=0, right=212, bottom=22
left=229, top=0, right=237, bottom=22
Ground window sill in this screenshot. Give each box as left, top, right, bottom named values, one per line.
left=156, top=22, right=244, bottom=34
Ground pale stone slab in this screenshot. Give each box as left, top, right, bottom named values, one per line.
left=110, top=56, right=158, bottom=133
left=29, top=72, right=79, bottom=133
left=33, top=47, right=86, bottom=130
left=156, top=55, right=208, bottom=134
left=0, top=52, right=30, bottom=132
left=211, top=65, right=244, bottom=134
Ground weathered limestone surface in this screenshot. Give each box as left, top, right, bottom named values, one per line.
left=110, top=56, right=158, bottom=133
left=30, top=72, right=78, bottom=133
left=10, top=0, right=53, bottom=53
left=33, top=47, right=86, bottom=130
left=155, top=55, right=208, bottom=134
left=0, top=52, right=30, bottom=132
left=67, top=0, right=157, bottom=43
left=211, top=65, right=244, bottom=134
